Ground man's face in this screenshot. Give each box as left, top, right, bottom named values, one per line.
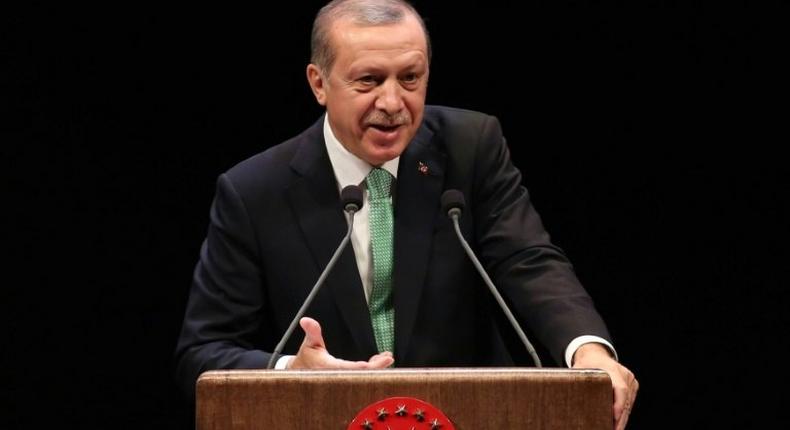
left=307, top=15, right=429, bottom=166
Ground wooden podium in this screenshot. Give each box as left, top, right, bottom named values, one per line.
left=196, top=368, right=611, bottom=429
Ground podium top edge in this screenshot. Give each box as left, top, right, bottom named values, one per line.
left=197, top=367, right=609, bottom=382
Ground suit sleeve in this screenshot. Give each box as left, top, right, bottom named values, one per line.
left=174, top=173, right=271, bottom=399
left=470, top=115, right=613, bottom=366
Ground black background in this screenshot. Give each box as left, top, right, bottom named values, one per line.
left=4, top=1, right=789, bottom=428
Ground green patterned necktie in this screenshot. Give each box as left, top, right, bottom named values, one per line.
left=366, top=167, right=395, bottom=353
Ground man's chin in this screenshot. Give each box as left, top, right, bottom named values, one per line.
left=364, top=144, right=406, bottom=166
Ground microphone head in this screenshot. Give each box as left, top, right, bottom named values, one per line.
left=341, top=185, right=363, bottom=212
left=441, top=189, right=465, bottom=217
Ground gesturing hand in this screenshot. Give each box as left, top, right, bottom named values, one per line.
left=287, top=317, right=395, bottom=369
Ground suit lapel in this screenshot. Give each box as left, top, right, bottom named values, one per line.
left=287, top=120, right=377, bottom=357
left=393, top=124, right=444, bottom=362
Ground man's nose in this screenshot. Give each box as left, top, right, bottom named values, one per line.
left=374, top=80, right=405, bottom=115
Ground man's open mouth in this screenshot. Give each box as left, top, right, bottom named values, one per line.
left=370, top=124, right=400, bottom=132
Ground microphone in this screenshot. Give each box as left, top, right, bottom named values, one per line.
left=441, top=189, right=543, bottom=367
left=266, top=185, right=364, bottom=369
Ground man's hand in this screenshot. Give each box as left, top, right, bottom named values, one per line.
left=287, top=317, right=395, bottom=369
left=572, top=343, right=639, bottom=430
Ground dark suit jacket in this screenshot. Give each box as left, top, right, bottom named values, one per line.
left=174, top=105, right=611, bottom=398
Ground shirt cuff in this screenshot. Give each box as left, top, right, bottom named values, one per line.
left=274, top=355, right=294, bottom=370
left=564, top=335, right=618, bottom=367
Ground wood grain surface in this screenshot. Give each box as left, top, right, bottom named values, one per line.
left=197, top=368, right=611, bottom=429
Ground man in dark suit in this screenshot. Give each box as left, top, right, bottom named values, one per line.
left=175, top=0, right=638, bottom=428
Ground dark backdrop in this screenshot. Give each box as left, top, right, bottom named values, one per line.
left=5, top=1, right=788, bottom=428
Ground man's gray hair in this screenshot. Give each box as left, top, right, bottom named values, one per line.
left=311, top=0, right=432, bottom=74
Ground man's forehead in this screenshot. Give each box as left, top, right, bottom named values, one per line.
left=328, top=15, right=427, bottom=52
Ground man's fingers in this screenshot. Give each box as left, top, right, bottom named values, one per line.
left=329, top=358, right=374, bottom=369
left=613, top=384, right=629, bottom=423
left=614, top=373, right=638, bottom=430
left=613, top=378, right=635, bottom=418
left=615, top=392, right=633, bottom=430
left=322, top=352, right=394, bottom=369
left=368, top=351, right=395, bottom=368
left=616, top=410, right=630, bottom=430
left=299, top=317, right=326, bottom=349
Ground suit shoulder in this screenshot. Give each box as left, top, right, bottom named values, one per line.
left=220, top=119, right=322, bottom=196
left=423, top=105, right=499, bottom=133
left=422, top=105, right=504, bottom=152
left=225, top=138, right=298, bottom=183
left=226, top=117, right=324, bottom=180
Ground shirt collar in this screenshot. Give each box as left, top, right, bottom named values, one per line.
left=323, top=114, right=399, bottom=189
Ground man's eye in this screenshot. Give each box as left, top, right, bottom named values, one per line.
left=402, top=73, right=418, bottom=83
left=358, top=76, right=377, bottom=84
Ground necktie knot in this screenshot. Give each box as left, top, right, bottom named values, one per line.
left=367, top=168, right=393, bottom=200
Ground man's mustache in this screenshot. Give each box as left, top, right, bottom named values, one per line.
left=364, top=111, right=411, bottom=127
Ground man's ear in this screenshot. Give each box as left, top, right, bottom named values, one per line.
left=306, top=64, right=327, bottom=106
